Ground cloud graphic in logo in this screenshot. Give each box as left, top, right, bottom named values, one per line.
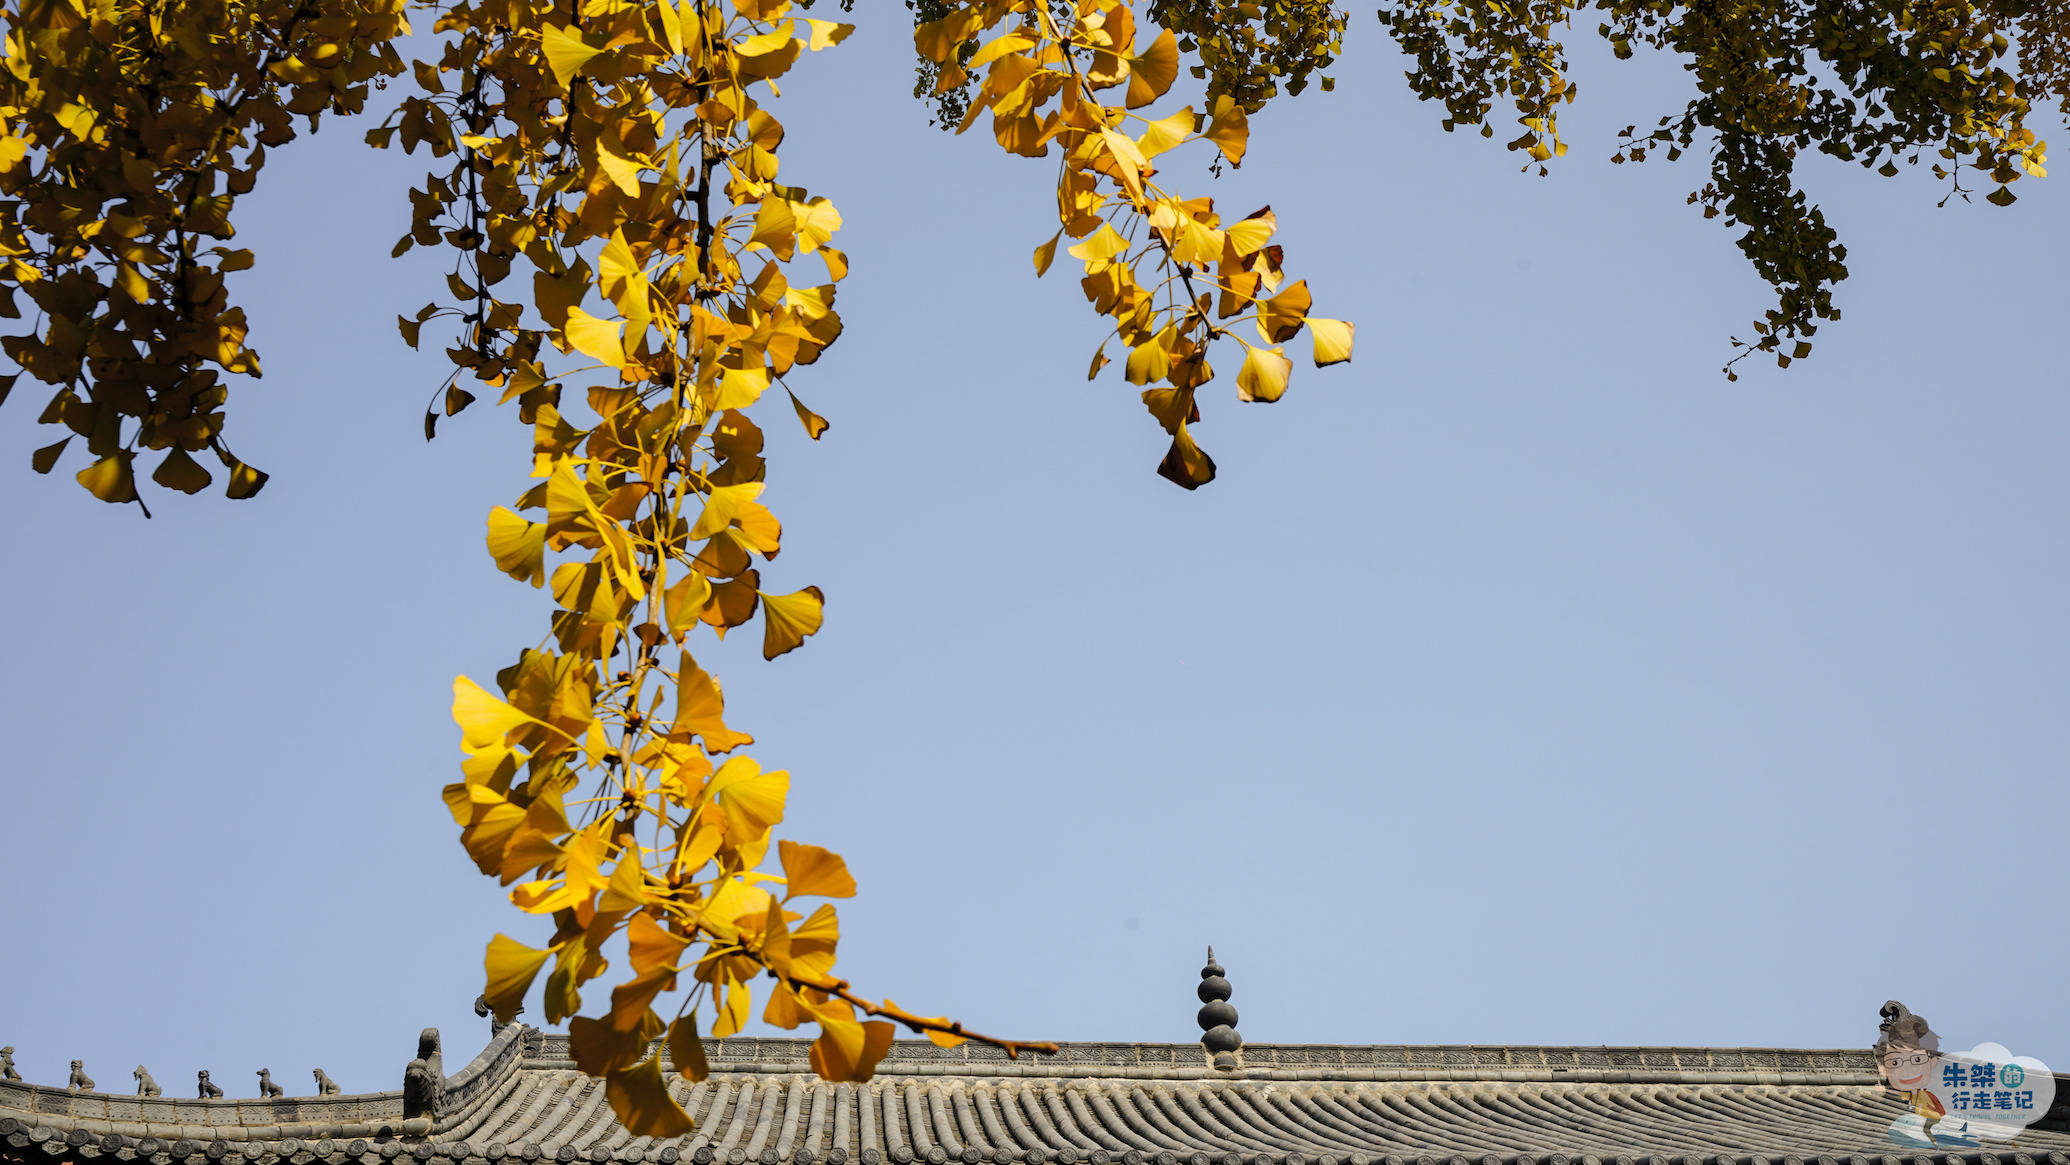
left=1917, top=1043, right=2057, bottom=1142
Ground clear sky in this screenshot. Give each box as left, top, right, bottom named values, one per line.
left=3, top=9, right=2066, bottom=1100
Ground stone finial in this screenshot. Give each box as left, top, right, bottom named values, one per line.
left=198, top=1070, right=224, bottom=1099
left=66, top=1061, right=95, bottom=1094
left=474, top=993, right=524, bottom=1035
left=257, top=1068, right=284, bottom=1098
left=1876, top=1000, right=1938, bottom=1052
left=0, top=1047, right=18, bottom=1083
left=313, top=1067, right=341, bottom=1096
left=402, top=1028, right=444, bottom=1120
left=134, top=1066, right=161, bottom=1097
left=1196, top=946, right=1241, bottom=1071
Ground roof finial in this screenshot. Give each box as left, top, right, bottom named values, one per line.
left=1196, top=946, right=1241, bottom=1071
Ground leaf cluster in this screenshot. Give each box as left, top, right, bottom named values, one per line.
left=1374, top=0, right=2052, bottom=372
left=0, top=0, right=409, bottom=507
left=917, top=0, right=1352, bottom=487
left=0, top=0, right=1360, bottom=1131
left=10, top=0, right=2063, bottom=1135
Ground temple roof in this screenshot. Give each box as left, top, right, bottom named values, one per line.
left=6, top=1026, right=2069, bottom=1165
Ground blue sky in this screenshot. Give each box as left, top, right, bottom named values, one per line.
left=3, top=10, right=2066, bottom=1098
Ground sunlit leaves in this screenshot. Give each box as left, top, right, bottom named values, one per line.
left=3, top=0, right=409, bottom=504
left=906, top=4, right=1350, bottom=487
left=11, top=0, right=2056, bottom=1132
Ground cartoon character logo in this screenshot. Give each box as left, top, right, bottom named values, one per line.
left=1876, top=1001, right=1979, bottom=1148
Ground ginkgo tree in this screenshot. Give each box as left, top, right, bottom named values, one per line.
left=1, top=0, right=2060, bottom=1137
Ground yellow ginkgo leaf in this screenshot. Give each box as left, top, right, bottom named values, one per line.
left=1141, top=387, right=1198, bottom=435
left=885, top=999, right=965, bottom=1048
left=597, top=138, right=644, bottom=196
left=224, top=460, right=269, bottom=500
left=707, top=755, right=789, bottom=840
left=664, top=571, right=714, bottom=637
left=792, top=197, right=843, bottom=254
left=808, top=1018, right=895, bottom=1083
left=453, top=676, right=537, bottom=751
left=1125, top=333, right=1173, bottom=386
left=1125, top=29, right=1179, bottom=109
left=31, top=436, right=69, bottom=475
left=914, top=10, right=987, bottom=64
left=483, top=934, right=551, bottom=1025
left=1224, top=207, right=1276, bottom=256
left=670, top=659, right=754, bottom=753
left=1068, top=223, right=1128, bottom=266
left=786, top=387, right=830, bottom=439
left=1309, top=318, right=1355, bottom=366
left=606, top=969, right=674, bottom=1034
left=152, top=447, right=212, bottom=495
left=779, top=839, right=856, bottom=900
left=75, top=452, right=135, bottom=504
left=1137, top=106, right=1195, bottom=158
left=486, top=506, right=545, bottom=587
left=542, top=940, right=597, bottom=1026
left=597, top=854, right=651, bottom=912
left=703, top=875, right=776, bottom=933
left=711, top=980, right=752, bottom=1040
left=689, top=482, right=780, bottom=554
left=565, top=306, right=626, bottom=367
left=668, top=1014, right=710, bottom=1083
left=716, top=364, right=770, bottom=410
left=1236, top=345, right=1292, bottom=403
left=598, top=230, right=640, bottom=303
left=605, top=1053, right=693, bottom=1138
left=1258, top=279, right=1312, bottom=342
left=1033, top=229, right=1062, bottom=276
left=652, top=0, right=684, bottom=55
left=540, top=24, right=601, bottom=90
left=1204, top=96, right=1249, bottom=166
left=1098, top=128, right=1147, bottom=200
left=570, top=1014, right=649, bottom=1076
left=532, top=265, right=589, bottom=329
left=750, top=197, right=797, bottom=259
left=969, top=29, right=1035, bottom=68
left=760, top=585, right=824, bottom=660
left=628, top=913, right=689, bottom=976
left=803, top=20, right=853, bottom=51
left=1156, top=422, right=1217, bottom=491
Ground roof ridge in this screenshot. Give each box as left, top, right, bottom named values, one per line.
left=522, top=1035, right=1886, bottom=1078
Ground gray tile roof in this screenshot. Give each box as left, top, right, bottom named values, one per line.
left=6, top=1026, right=2067, bottom=1165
